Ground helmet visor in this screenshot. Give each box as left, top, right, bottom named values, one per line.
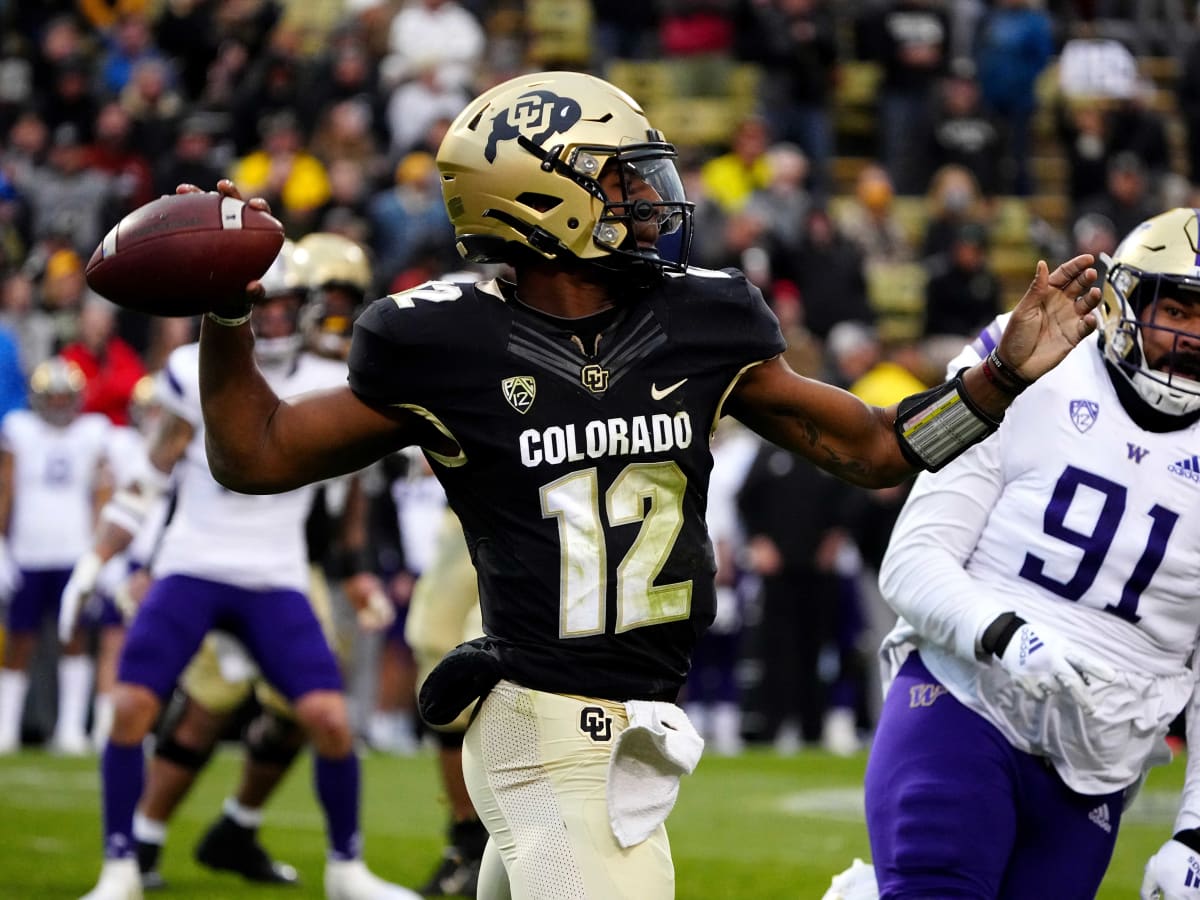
left=593, top=144, right=693, bottom=271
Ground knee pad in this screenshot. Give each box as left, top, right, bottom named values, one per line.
left=154, top=734, right=215, bottom=772
left=244, top=709, right=306, bottom=767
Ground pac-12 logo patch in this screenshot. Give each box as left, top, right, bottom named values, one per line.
left=579, top=707, right=613, bottom=742
left=502, top=375, right=536, bottom=414
left=485, top=90, right=583, bottom=163
left=1070, top=399, right=1099, bottom=433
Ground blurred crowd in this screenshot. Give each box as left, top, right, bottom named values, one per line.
left=3, top=0, right=1200, bottom=755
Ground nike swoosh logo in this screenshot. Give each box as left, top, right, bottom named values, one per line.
left=650, top=378, right=687, bottom=400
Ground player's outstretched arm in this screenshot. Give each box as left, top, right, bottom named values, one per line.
left=194, top=182, right=424, bottom=494
left=726, top=255, right=1101, bottom=487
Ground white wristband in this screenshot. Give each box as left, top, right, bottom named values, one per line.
left=206, top=309, right=252, bottom=327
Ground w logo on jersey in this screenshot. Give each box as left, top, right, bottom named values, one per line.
left=1127, top=443, right=1150, bottom=463
left=502, top=376, right=537, bottom=414
left=1070, top=399, right=1099, bottom=433
left=485, top=90, right=583, bottom=163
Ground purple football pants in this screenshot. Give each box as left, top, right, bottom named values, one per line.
left=8, top=568, right=71, bottom=634
left=118, top=573, right=342, bottom=701
left=865, top=652, right=1124, bottom=899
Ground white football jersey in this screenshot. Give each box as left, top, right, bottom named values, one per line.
left=97, top=424, right=169, bottom=592
left=151, top=343, right=349, bottom=592
left=1, top=409, right=109, bottom=568
left=391, top=457, right=448, bottom=575
left=881, top=333, right=1200, bottom=794
left=706, top=421, right=759, bottom=549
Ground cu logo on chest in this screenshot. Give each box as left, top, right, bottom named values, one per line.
left=581, top=364, right=609, bottom=394
left=579, top=706, right=613, bottom=742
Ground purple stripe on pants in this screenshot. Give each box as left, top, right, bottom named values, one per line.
left=117, top=573, right=342, bottom=701
left=865, top=651, right=1123, bottom=900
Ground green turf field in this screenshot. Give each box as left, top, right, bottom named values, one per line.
left=0, top=744, right=1185, bottom=898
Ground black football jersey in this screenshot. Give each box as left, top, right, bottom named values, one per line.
left=349, top=269, right=785, bottom=701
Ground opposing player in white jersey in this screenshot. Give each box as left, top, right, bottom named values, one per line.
left=84, top=375, right=165, bottom=750
left=70, top=246, right=420, bottom=900
left=861, top=208, right=1200, bottom=899
left=0, top=357, right=111, bottom=754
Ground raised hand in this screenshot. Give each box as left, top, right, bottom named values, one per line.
left=997, top=254, right=1103, bottom=382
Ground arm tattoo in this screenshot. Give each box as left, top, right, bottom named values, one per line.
left=793, top=414, right=873, bottom=485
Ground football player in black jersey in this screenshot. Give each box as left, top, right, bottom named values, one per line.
left=189, top=71, right=1102, bottom=899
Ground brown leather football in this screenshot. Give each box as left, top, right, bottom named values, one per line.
left=86, top=192, right=284, bottom=316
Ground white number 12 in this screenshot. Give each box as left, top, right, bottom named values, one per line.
left=540, top=462, right=693, bottom=637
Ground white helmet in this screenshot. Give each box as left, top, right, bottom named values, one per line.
left=253, top=240, right=307, bottom=371
left=1099, top=208, right=1200, bottom=416
left=30, top=356, right=86, bottom=427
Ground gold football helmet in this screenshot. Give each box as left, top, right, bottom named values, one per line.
left=1099, top=208, right=1200, bottom=416
left=436, top=71, right=693, bottom=275
left=293, top=232, right=373, bottom=360
left=30, top=356, right=86, bottom=426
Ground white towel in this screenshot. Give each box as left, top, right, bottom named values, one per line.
left=607, top=700, right=704, bottom=849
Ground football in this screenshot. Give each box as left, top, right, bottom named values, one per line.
left=85, top=191, right=285, bottom=317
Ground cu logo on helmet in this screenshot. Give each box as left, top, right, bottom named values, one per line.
left=579, top=707, right=612, bottom=742
left=485, top=90, right=582, bottom=163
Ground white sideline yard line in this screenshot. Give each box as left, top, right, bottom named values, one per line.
left=0, top=766, right=97, bottom=790
left=25, top=835, right=71, bottom=854
left=0, top=760, right=431, bottom=838
left=775, top=787, right=1179, bottom=826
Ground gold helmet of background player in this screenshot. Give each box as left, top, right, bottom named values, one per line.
left=30, top=356, right=86, bottom=426
left=294, top=232, right=373, bottom=360
left=1099, top=207, right=1200, bottom=416
left=436, top=70, right=693, bottom=277
left=127, top=373, right=159, bottom=431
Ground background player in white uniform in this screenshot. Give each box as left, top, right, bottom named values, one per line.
left=402, top=499, right=488, bottom=897
left=0, top=357, right=110, bottom=754
left=127, top=471, right=385, bottom=892
left=367, top=448, right=436, bottom=756
left=67, top=247, right=419, bottom=900
left=85, top=374, right=164, bottom=751
left=859, top=208, right=1200, bottom=899
left=121, top=234, right=392, bottom=891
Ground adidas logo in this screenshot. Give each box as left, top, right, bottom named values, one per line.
left=1088, top=804, right=1111, bottom=833
left=1019, top=629, right=1044, bottom=664
left=1188, top=861, right=1200, bottom=889
left=1169, top=455, right=1200, bottom=483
